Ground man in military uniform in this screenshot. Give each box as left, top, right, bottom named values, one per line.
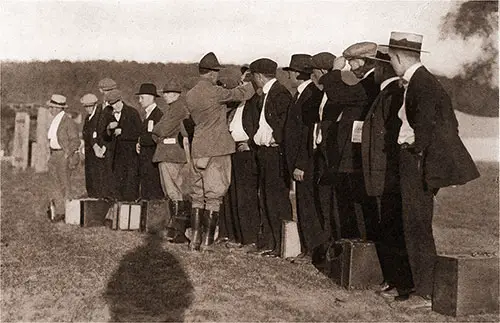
left=136, top=83, right=164, bottom=200
left=185, top=52, right=255, bottom=251
left=46, top=94, right=81, bottom=221
left=152, top=80, right=193, bottom=243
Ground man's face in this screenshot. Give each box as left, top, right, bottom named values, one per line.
left=49, top=107, right=62, bottom=116
left=311, top=69, right=325, bottom=90
left=251, top=72, right=264, bottom=88
left=388, top=50, right=404, bottom=76
left=138, top=94, right=155, bottom=109
left=162, top=92, right=180, bottom=104
left=85, top=105, right=95, bottom=115
left=111, top=101, right=123, bottom=112
left=348, top=58, right=367, bottom=78
left=287, top=70, right=300, bottom=88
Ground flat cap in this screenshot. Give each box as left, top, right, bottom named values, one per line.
left=311, top=52, right=336, bottom=70
left=199, top=52, right=223, bottom=71
left=104, top=89, right=122, bottom=105
left=283, top=54, right=313, bottom=74
left=98, top=78, right=117, bottom=91
left=249, top=58, right=277, bottom=75
left=162, top=79, right=183, bottom=93
left=343, top=42, right=377, bottom=60
left=80, top=93, right=98, bottom=107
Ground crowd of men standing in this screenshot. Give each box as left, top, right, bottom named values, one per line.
left=45, top=31, right=479, bottom=308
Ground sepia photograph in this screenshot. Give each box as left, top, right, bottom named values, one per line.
left=1, top=0, right=498, bottom=321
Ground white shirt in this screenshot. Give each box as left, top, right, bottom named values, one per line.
left=361, top=68, right=375, bottom=81
left=144, top=103, right=157, bottom=120
left=88, top=105, right=97, bottom=120
left=47, top=111, right=65, bottom=149
left=254, top=78, right=278, bottom=146
left=113, top=110, right=122, bottom=122
left=296, top=79, right=312, bottom=100
left=229, top=101, right=249, bottom=142
left=397, top=62, right=423, bottom=145
left=380, top=76, right=401, bottom=91
left=313, top=92, right=328, bottom=149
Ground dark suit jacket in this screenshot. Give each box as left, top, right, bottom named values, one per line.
left=257, top=80, right=293, bottom=145
left=82, top=105, right=103, bottom=153
left=284, top=82, right=323, bottom=173
left=139, top=106, right=164, bottom=148
left=152, top=96, right=190, bottom=163
left=405, top=66, right=479, bottom=188
left=186, top=79, right=255, bottom=158
left=362, top=79, right=404, bottom=196
left=360, top=72, right=380, bottom=106
left=241, top=93, right=264, bottom=149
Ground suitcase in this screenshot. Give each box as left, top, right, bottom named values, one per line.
left=326, top=239, right=383, bottom=289
left=65, top=198, right=111, bottom=227
left=140, top=199, right=169, bottom=233
left=433, top=254, right=499, bottom=316
left=112, top=202, right=142, bottom=231
left=281, top=220, right=301, bottom=259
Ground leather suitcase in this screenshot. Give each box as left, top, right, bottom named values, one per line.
left=433, top=254, right=499, bottom=316
left=112, top=202, right=142, bottom=231
left=326, top=239, right=383, bottom=289
left=65, top=198, right=111, bottom=227
left=140, top=199, right=169, bottom=233
left=281, top=220, right=301, bottom=259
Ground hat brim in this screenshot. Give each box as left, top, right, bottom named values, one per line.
left=378, top=44, right=429, bottom=53
left=135, top=92, right=160, bottom=97
left=162, top=90, right=182, bottom=93
left=365, top=56, right=391, bottom=63
left=46, top=100, right=68, bottom=108
left=283, top=67, right=312, bottom=74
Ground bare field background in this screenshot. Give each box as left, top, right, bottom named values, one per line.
left=1, top=161, right=498, bottom=322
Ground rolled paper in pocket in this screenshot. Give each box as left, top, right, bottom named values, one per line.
left=194, top=157, right=210, bottom=170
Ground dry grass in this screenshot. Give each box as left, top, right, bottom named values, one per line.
left=1, top=161, right=498, bottom=322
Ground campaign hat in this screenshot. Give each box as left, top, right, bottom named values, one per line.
left=199, top=52, right=223, bottom=71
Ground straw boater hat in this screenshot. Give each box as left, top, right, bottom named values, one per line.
left=380, top=31, right=429, bottom=53
left=46, top=94, right=68, bottom=108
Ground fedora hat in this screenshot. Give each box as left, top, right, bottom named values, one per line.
left=199, top=52, right=223, bottom=71
left=136, top=83, right=160, bottom=97
left=46, top=94, right=68, bottom=108
left=343, top=42, right=378, bottom=60
left=380, top=31, right=429, bottom=53
left=283, top=54, right=313, bottom=74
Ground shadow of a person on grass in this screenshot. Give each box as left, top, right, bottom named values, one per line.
left=104, top=233, right=194, bottom=322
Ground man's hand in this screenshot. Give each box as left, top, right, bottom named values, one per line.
left=237, top=142, right=250, bottom=152
left=136, top=142, right=141, bottom=154
left=108, top=121, right=118, bottom=130
left=293, top=168, right=305, bottom=182
left=333, top=56, right=347, bottom=71
left=114, top=128, right=122, bottom=136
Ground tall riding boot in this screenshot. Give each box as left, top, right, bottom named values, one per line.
left=201, top=209, right=219, bottom=252
left=171, top=200, right=189, bottom=243
left=189, top=208, right=203, bottom=251
left=163, top=200, right=178, bottom=241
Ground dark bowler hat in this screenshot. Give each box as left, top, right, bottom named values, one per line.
left=343, top=42, right=377, bottom=60
left=249, top=58, right=277, bottom=75
left=283, top=54, right=313, bottom=74
left=380, top=31, right=429, bottom=53
left=136, top=83, right=160, bottom=97
left=366, top=49, right=391, bottom=63
left=311, top=52, right=337, bottom=70
left=104, top=89, right=123, bottom=105
left=162, top=80, right=183, bottom=93
left=199, top=52, right=223, bottom=71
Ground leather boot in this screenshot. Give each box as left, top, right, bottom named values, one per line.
left=201, top=209, right=219, bottom=252
left=189, top=208, right=203, bottom=251
left=162, top=200, right=177, bottom=241
left=171, top=200, right=189, bottom=244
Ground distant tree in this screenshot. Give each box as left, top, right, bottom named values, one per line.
left=440, top=1, right=499, bottom=87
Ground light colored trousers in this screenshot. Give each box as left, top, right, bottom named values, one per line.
left=48, top=150, right=72, bottom=214
left=158, top=161, right=186, bottom=201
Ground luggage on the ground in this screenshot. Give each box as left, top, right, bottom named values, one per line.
left=65, top=198, right=111, bottom=227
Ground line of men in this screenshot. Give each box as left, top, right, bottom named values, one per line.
left=45, top=31, right=479, bottom=308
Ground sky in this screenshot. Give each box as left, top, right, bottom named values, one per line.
left=0, top=0, right=487, bottom=78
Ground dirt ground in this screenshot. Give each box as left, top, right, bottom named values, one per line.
left=1, top=161, right=498, bottom=322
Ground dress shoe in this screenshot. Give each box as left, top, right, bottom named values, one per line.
left=378, top=288, right=399, bottom=299
left=378, top=281, right=395, bottom=292
left=241, top=243, right=258, bottom=254
left=214, top=236, right=229, bottom=245
left=262, top=249, right=280, bottom=258
left=401, top=295, right=432, bottom=309
left=225, top=241, right=243, bottom=249
left=287, top=253, right=311, bottom=264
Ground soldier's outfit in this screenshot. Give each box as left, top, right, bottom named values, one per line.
left=152, top=81, right=193, bottom=243
left=185, top=52, right=255, bottom=251
left=46, top=94, right=81, bottom=218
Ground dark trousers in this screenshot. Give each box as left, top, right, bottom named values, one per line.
left=376, top=191, right=414, bottom=292
left=399, top=149, right=436, bottom=297
left=314, top=150, right=339, bottom=241
left=111, top=145, right=139, bottom=201
left=221, top=151, right=260, bottom=245
left=84, top=148, right=107, bottom=198
left=334, top=172, right=379, bottom=241
left=256, top=146, right=292, bottom=251
left=296, top=161, right=328, bottom=253
left=139, top=147, right=164, bottom=200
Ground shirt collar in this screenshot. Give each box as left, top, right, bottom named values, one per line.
left=380, top=76, right=401, bottom=91
left=297, top=79, right=312, bottom=95
left=402, top=62, right=423, bottom=83
left=145, top=103, right=157, bottom=117
left=262, top=78, right=277, bottom=94
left=55, top=110, right=65, bottom=120
left=361, top=68, right=375, bottom=81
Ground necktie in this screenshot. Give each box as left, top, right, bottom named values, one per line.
left=293, top=91, right=299, bottom=102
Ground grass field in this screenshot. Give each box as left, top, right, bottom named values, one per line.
left=1, top=161, right=498, bottom=322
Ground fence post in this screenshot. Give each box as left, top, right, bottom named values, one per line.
left=12, top=112, right=30, bottom=170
